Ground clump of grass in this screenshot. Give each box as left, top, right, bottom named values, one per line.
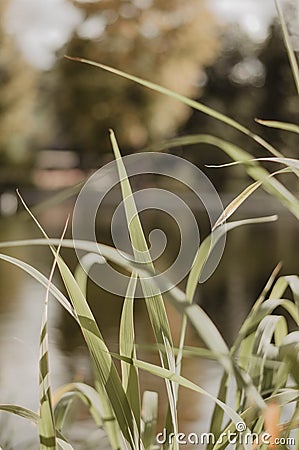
left=0, top=139, right=298, bottom=448
left=0, top=1, right=298, bottom=449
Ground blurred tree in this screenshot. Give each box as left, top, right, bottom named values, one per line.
left=180, top=22, right=299, bottom=191
left=54, top=0, right=220, bottom=167
left=0, top=0, right=40, bottom=183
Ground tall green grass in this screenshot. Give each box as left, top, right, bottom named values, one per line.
left=0, top=1, right=298, bottom=448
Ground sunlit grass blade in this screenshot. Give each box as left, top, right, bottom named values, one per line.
left=242, top=157, right=299, bottom=170
left=275, top=0, right=299, bottom=95
left=269, top=276, right=289, bottom=300
left=55, top=258, right=139, bottom=449
left=0, top=405, right=74, bottom=449
left=120, top=272, right=141, bottom=429
left=284, top=275, right=299, bottom=309
left=274, top=316, right=288, bottom=346
left=38, top=219, right=68, bottom=450
left=257, top=262, right=283, bottom=303
left=279, top=332, right=299, bottom=385
left=109, top=130, right=173, bottom=349
left=0, top=405, right=39, bottom=423
left=186, top=215, right=278, bottom=303
left=255, top=119, right=299, bottom=134
left=65, top=56, right=282, bottom=158
left=109, top=130, right=178, bottom=440
left=141, top=391, right=158, bottom=450
left=233, top=264, right=284, bottom=353
left=251, top=315, right=286, bottom=391
left=213, top=180, right=261, bottom=229
left=173, top=185, right=268, bottom=388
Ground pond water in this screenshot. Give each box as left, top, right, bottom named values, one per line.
left=0, top=191, right=298, bottom=448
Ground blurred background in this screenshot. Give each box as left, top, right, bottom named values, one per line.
left=0, top=0, right=298, bottom=447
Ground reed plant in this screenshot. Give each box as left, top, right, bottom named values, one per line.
left=0, top=1, right=298, bottom=448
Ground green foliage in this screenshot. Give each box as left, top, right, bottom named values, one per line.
left=0, top=2, right=298, bottom=449
left=0, top=148, right=298, bottom=448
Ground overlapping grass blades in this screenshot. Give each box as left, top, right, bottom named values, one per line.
left=17, top=198, right=140, bottom=449
left=119, top=273, right=140, bottom=429
left=0, top=186, right=298, bottom=448
left=0, top=179, right=286, bottom=449
left=0, top=150, right=297, bottom=449
left=66, top=53, right=299, bottom=215
left=0, top=2, right=298, bottom=447
left=110, top=129, right=179, bottom=444
left=46, top=252, right=139, bottom=448
left=146, top=134, right=299, bottom=217
left=38, top=219, right=68, bottom=450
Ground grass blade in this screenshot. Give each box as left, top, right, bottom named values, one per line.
left=65, top=56, right=282, bottom=158
left=0, top=405, right=39, bottom=423
left=112, top=353, right=252, bottom=450
left=38, top=219, right=68, bottom=450
left=213, top=180, right=261, bottom=229
left=56, top=258, right=138, bottom=448
left=141, top=391, right=158, bottom=450
left=74, top=252, right=106, bottom=296
left=186, top=216, right=278, bottom=303
left=53, top=382, right=104, bottom=430
left=284, top=275, right=299, bottom=309
left=255, top=119, right=299, bottom=134
left=120, top=273, right=141, bottom=430
left=0, top=405, right=74, bottom=449
left=275, top=0, right=299, bottom=95
left=109, top=130, right=178, bottom=440
left=207, top=372, right=229, bottom=450
left=16, top=196, right=139, bottom=450
left=145, top=134, right=299, bottom=216
left=0, top=253, right=76, bottom=319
